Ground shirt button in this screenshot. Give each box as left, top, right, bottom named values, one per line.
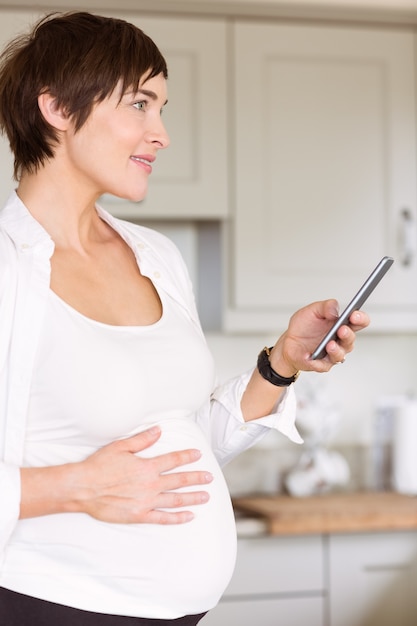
left=20, top=243, right=30, bottom=250
left=153, top=271, right=161, bottom=279
left=240, top=425, right=248, bottom=431
left=137, top=242, right=145, bottom=249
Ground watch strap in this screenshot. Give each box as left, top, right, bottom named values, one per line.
left=257, top=346, right=300, bottom=387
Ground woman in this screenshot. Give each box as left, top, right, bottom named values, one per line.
left=0, top=11, right=368, bottom=626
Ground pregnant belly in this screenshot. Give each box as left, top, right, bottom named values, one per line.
left=123, top=419, right=238, bottom=608
left=5, top=420, right=237, bottom=617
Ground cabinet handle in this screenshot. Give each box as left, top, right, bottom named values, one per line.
left=398, top=208, right=416, bottom=266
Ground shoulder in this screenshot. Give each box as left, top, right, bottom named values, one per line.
left=0, top=191, right=51, bottom=297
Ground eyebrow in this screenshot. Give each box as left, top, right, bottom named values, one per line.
left=131, top=87, right=168, bottom=106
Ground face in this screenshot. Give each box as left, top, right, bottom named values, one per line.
left=63, top=72, right=170, bottom=202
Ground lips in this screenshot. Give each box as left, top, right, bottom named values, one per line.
left=130, top=155, right=154, bottom=174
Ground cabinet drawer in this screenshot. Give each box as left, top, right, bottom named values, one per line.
left=329, top=531, right=417, bottom=626
left=224, top=535, right=324, bottom=596
left=202, top=596, right=323, bottom=626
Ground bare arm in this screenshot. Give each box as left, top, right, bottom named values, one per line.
left=20, top=426, right=213, bottom=525
left=241, top=301, right=369, bottom=422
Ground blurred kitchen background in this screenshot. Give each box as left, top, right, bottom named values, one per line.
left=1, top=1, right=417, bottom=624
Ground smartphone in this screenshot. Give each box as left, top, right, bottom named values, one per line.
left=310, top=256, right=394, bottom=360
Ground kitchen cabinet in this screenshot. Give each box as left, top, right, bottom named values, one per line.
left=0, top=11, right=229, bottom=219
left=225, top=21, right=417, bottom=332
left=329, top=531, right=417, bottom=626
left=202, top=535, right=325, bottom=625
left=202, top=529, right=417, bottom=626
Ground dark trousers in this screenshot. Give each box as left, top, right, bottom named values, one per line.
left=0, top=587, right=207, bottom=626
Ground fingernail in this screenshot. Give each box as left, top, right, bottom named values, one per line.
left=191, top=449, right=202, bottom=460
left=204, top=472, right=214, bottom=483
left=148, top=426, right=160, bottom=435
left=200, top=492, right=210, bottom=503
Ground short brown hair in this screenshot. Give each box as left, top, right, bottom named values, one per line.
left=0, top=11, right=168, bottom=180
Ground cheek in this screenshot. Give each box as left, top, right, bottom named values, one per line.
left=99, top=122, right=142, bottom=156
left=70, top=111, right=142, bottom=166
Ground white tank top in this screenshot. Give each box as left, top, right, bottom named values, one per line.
left=0, top=287, right=237, bottom=618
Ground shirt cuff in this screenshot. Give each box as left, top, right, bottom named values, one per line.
left=253, top=384, right=303, bottom=444
left=212, top=368, right=303, bottom=445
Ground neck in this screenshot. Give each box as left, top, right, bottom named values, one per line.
left=17, top=169, right=106, bottom=251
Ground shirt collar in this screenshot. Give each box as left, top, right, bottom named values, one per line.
left=0, top=191, right=53, bottom=253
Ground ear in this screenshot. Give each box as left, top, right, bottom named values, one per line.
left=37, top=92, right=71, bottom=131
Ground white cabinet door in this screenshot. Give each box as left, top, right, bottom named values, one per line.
left=0, top=11, right=228, bottom=220
left=225, top=535, right=324, bottom=595
left=329, top=531, right=417, bottom=626
left=203, top=535, right=325, bottom=626
left=226, top=22, right=417, bottom=332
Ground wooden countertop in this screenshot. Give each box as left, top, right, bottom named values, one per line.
left=233, top=491, right=417, bottom=535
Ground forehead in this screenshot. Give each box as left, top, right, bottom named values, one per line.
left=120, top=72, right=168, bottom=101
left=139, top=72, right=168, bottom=100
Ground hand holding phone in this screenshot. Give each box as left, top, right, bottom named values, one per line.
left=310, top=256, right=394, bottom=360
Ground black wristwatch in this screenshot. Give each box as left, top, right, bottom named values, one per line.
left=257, top=346, right=300, bottom=387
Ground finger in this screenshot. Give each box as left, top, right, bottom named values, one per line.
left=144, top=490, right=212, bottom=525
left=116, top=426, right=162, bottom=453
left=152, top=448, right=204, bottom=474
left=322, top=298, right=340, bottom=320
left=145, top=509, right=196, bottom=525
left=158, top=469, right=214, bottom=491
left=115, top=432, right=205, bottom=472
left=348, top=310, right=370, bottom=330
left=335, top=325, right=357, bottom=353
left=325, top=338, right=348, bottom=363
left=306, top=335, right=345, bottom=369
left=155, top=489, right=210, bottom=510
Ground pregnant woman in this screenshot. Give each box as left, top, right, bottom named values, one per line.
left=0, top=11, right=368, bottom=626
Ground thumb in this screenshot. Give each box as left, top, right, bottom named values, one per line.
left=322, top=298, right=340, bottom=321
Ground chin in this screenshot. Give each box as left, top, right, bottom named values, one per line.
left=121, top=186, right=149, bottom=203
left=104, top=189, right=148, bottom=204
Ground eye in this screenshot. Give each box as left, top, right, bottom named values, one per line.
left=133, top=100, right=147, bottom=111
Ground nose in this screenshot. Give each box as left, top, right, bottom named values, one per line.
left=147, top=116, right=170, bottom=150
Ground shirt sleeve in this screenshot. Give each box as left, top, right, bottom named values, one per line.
left=0, top=236, right=21, bottom=552
left=0, top=463, right=21, bottom=555
left=195, top=369, right=303, bottom=467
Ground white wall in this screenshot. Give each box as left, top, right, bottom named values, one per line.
left=206, top=331, right=417, bottom=446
